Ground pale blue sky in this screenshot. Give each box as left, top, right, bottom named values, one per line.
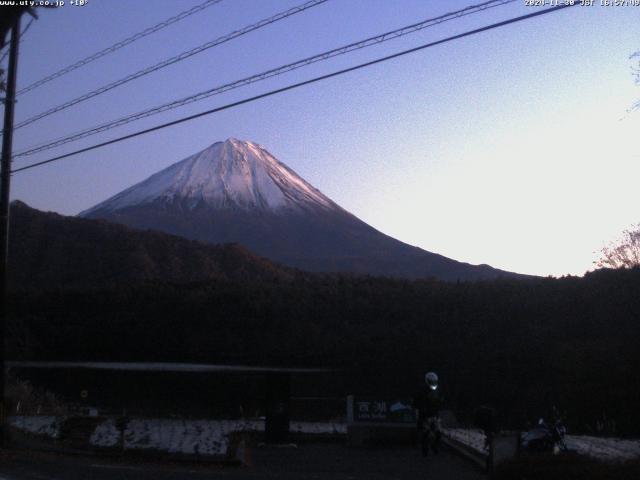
left=5, top=0, right=640, bottom=276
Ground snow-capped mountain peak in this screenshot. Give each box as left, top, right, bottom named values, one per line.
left=81, top=138, right=336, bottom=215
left=79, top=138, right=522, bottom=281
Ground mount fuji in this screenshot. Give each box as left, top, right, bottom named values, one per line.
left=80, top=138, right=519, bottom=281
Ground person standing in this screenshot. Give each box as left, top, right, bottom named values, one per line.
left=413, top=371, right=442, bottom=456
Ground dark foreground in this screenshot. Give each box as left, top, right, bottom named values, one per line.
left=493, top=453, right=640, bottom=480
left=0, top=444, right=483, bottom=480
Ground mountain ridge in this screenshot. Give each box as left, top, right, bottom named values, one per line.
left=9, top=200, right=294, bottom=291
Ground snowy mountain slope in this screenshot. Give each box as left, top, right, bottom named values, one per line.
left=81, top=139, right=336, bottom=215
left=81, top=138, right=523, bottom=281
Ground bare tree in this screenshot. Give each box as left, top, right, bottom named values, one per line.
left=596, top=224, right=640, bottom=269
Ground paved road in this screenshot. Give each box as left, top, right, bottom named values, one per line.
left=0, top=444, right=484, bottom=480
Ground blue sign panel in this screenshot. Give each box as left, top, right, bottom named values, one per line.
left=353, top=398, right=416, bottom=423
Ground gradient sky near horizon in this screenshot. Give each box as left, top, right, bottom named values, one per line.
left=3, top=0, right=639, bottom=277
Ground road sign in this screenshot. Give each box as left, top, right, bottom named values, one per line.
left=348, top=396, right=415, bottom=423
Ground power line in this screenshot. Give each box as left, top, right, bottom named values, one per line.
left=11, top=3, right=578, bottom=175
left=16, top=0, right=225, bottom=96
left=14, top=0, right=515, bottom=158
left=12, top=0, right=328, bottom=131
left=0, top=18, right=33, bottom=65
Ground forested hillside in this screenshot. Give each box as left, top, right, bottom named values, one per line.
left=8, top=268, right=640, bottom=435
left=9, top=201, right=293, bottom=290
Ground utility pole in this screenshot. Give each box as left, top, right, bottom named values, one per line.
left=0, top=12, right=21, bottom=448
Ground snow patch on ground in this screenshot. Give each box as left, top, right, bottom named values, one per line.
left=11, top=417, right=639, bottom=463
left=71, top=418, right=342, bottom=456
left=123, top=419, right=229, bottom=456
left=444, top=428, right=640, bottom=463
left=9, top=415, right=61, bottom=438
left=290, top=421, right=347, bottom=435
left=119, top=419, right=346, bottom=456
left=87, top=419, right=264, bottom=455
left=90, top=418, right=121, bottom=447
left=443, top=428, right=487, bottom=454
left=566, top=435, right=640, bottom=462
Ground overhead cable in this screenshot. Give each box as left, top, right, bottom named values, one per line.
left=11, top=3, right=578, bottom=174
left=16, top=0, right=225, bottom=96
left=12, top=0, right=328, bottom=130
left=15, top=0, right=514, bottom=158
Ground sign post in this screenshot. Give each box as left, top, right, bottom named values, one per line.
left=346, top=395, right=416, bottom=446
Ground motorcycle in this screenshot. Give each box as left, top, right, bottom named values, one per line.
left=522, top=418, right=568, bottom=453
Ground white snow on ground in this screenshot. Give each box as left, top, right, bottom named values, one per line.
left=8, top=416, right=61, bottom=438
left=123, top=419, right=230, bottom=456
left=121, top=419, right=346, bottom=456
left=83, top=418, right=344, bottom=456
left=90, top=418, right=121, bottom=447
left=444, top=428, right=640, bottom=463
left=289, top=421, right=347, bottom=435
left=11, top=417, right=640, bottom=462
left=565, top=435, right=640, bottom=462
left=443, top=428, right=487, bottom=454
left=10, top=417, right=640, bottom=462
